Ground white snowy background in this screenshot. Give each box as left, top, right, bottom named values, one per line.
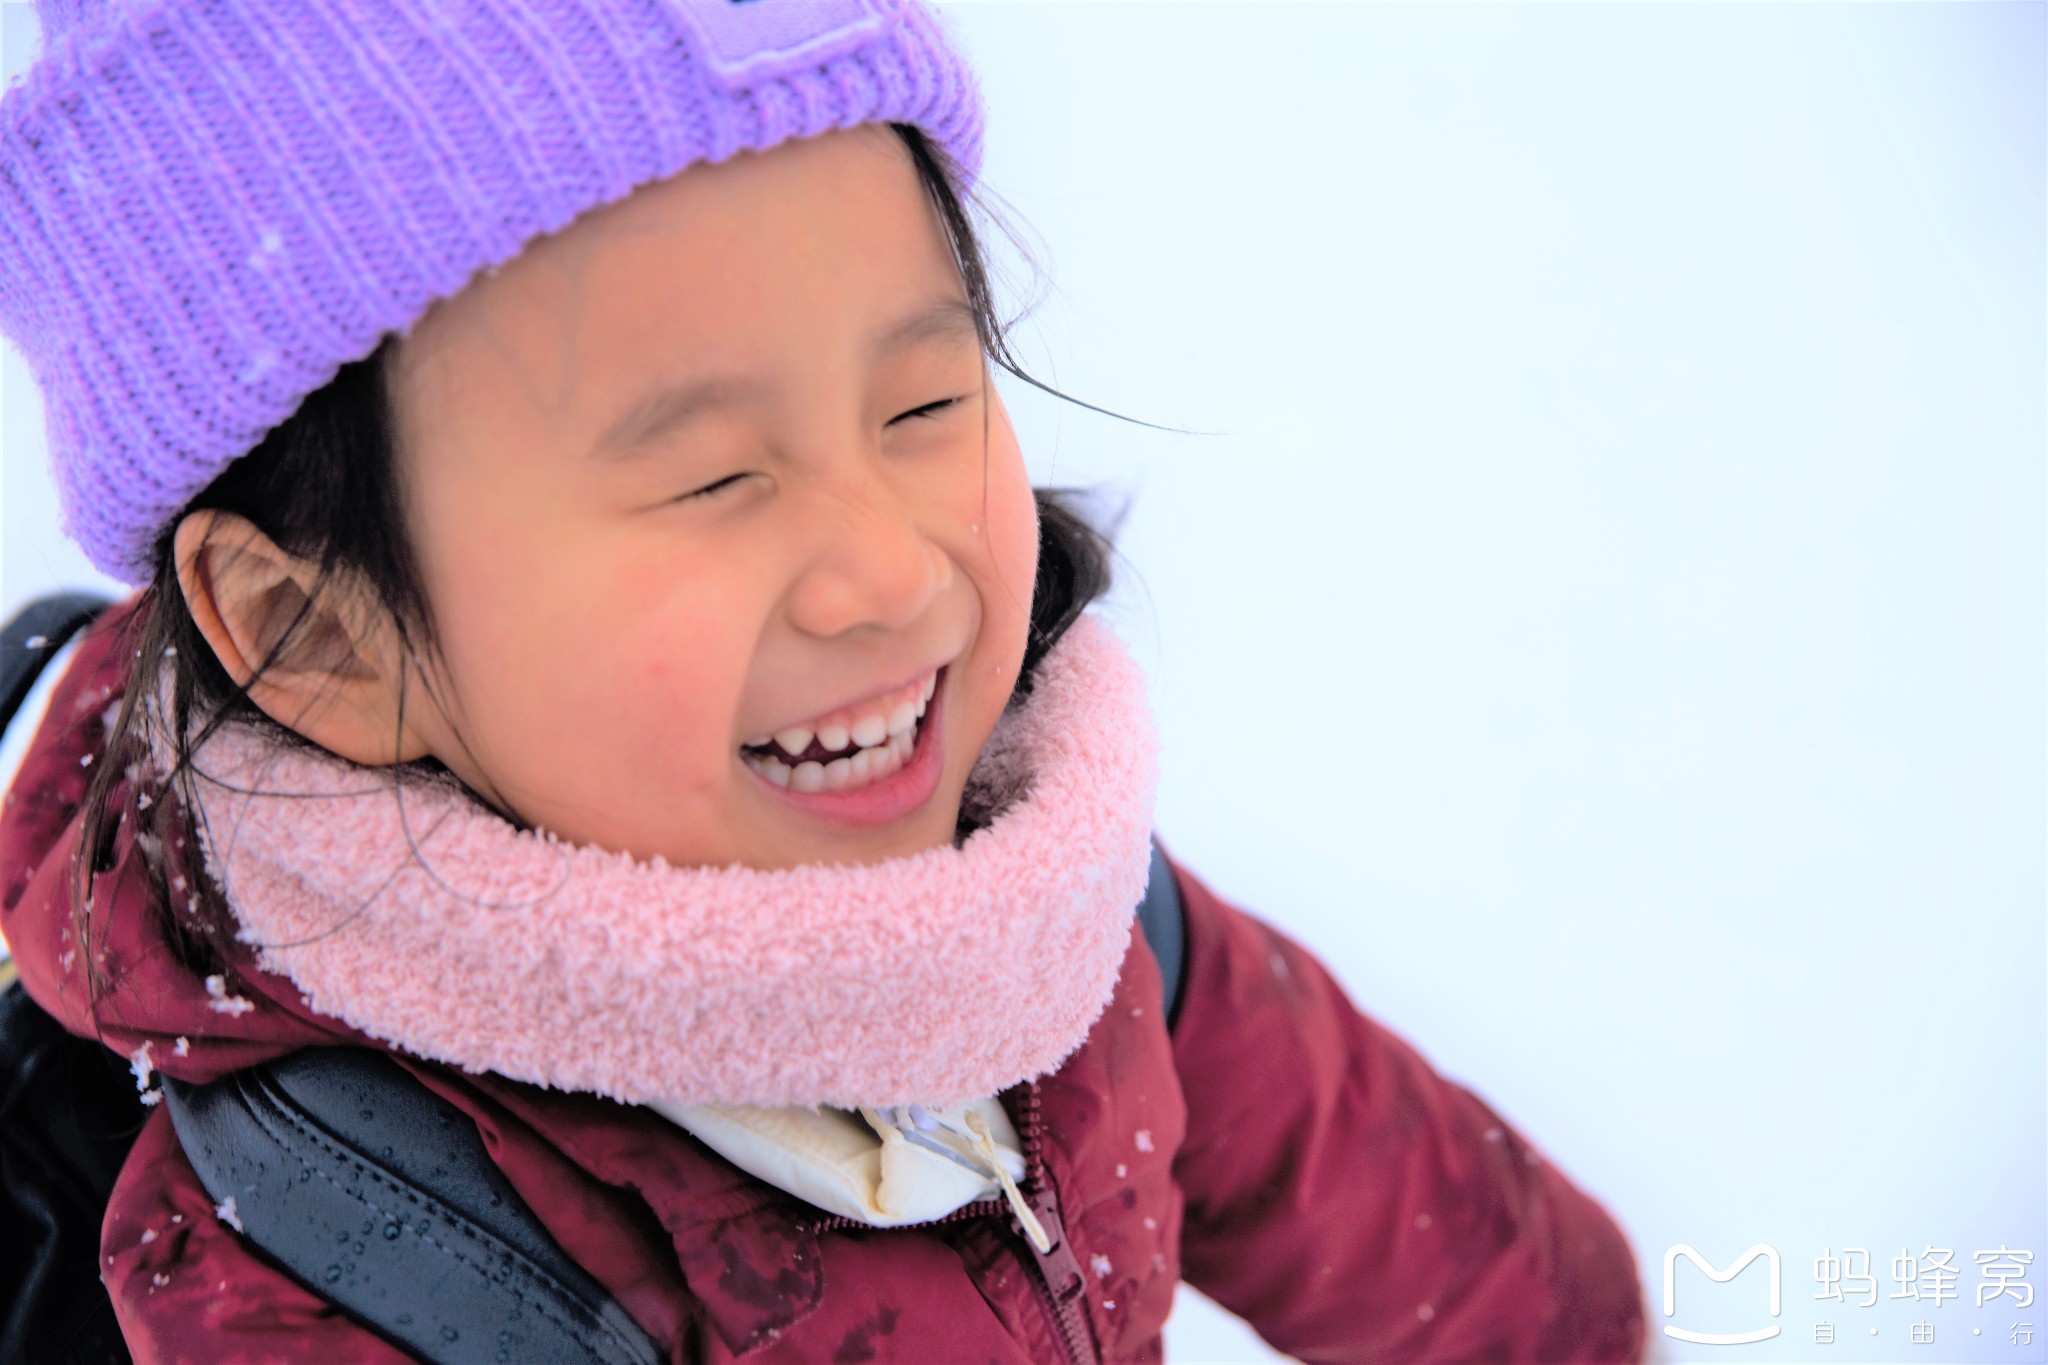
left=3, top=3, right=2042, bottom=1362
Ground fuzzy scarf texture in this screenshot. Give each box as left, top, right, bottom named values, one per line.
left=183, top=616, right=1157, bottom=1110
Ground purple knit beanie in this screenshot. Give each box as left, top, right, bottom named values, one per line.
left=0, top=0, right=983, bottom=583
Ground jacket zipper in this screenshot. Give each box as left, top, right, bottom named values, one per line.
left=804, top=1081, right=1099, bottom=1365
left=1009, top=1081, right=1098, bottom=1365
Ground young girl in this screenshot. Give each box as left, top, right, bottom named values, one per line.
left=0, top=0, right=1648, bottom=1360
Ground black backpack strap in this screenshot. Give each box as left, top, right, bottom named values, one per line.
left=1136, top=837, right=1186, bottom=1031
left=1, top=593, right=131, bottom=1365
left=0, top=975, right=142, bottom=1365
left=162, top=1049, right=661, bottom=1365
left=1, top=593, right=116, bottom=736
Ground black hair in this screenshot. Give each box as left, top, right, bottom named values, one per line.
left=71, top=122, right=1114, bottom=992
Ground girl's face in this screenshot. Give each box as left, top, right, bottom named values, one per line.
left=383, top=126, right=1040, bottom=870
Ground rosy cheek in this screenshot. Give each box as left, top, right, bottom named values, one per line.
left=981, top=429, right=1041, bottom=643
left=614, top=637, right=732, bottom=776
left=995, top=479, right=1039, bottom=603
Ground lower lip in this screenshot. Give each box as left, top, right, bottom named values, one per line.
left=746, top=670, right=948, bottom=826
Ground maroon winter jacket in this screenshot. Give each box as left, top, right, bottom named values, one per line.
left=3, top=605, right=1648, bottom=1363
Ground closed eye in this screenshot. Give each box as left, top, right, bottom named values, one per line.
left=888, top=396, right=964, bottom=425
left=680, top=472, right=750, bottom=502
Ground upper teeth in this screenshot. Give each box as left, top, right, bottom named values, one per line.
left=743, top=669, right=938, bottom=769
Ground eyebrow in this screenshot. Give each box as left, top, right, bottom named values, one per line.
left=586, top=296, right=981, bottom=463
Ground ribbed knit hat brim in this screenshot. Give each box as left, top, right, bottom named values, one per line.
left=0, top=0, right=983, bottom=582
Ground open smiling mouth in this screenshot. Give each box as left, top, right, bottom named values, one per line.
left=739, top=667, right=942, bottom=795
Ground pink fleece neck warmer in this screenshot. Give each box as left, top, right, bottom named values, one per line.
left=183, top=616, right=1157, bottom=1110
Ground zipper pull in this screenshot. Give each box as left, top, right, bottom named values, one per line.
left=1020, top=1184, right=1087, bottom=1301
left=1014, top=1180, right=1100, bottom=1365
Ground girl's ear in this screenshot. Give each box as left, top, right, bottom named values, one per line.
left=172, top=509, right=434, bottom=766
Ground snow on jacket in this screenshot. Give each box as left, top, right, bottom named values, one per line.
left=1, top=602, right=1649, bottom=1363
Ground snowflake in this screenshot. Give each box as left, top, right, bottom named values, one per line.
left=128, top=1040, right=154, bottom=1092
left=204, top=975, right=255, bottom=1016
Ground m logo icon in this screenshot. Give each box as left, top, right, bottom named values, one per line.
left=678, top=0, right=885, bottom=85
left=1662, top=1244, right=1782, bottom=1345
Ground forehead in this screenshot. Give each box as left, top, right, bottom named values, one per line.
left=388, top=125, right=961, bottom=417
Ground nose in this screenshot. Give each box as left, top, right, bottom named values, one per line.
left=785, top=474, right=953, bottom=639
